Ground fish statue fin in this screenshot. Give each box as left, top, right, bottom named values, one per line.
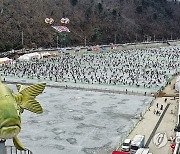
left=13, top=136, right=26, bottom=151
left=15, top=83, right=46, bottom=114
left=21, top=97, right=43, bottom=114
left=17, top=83, right=46, bottom=96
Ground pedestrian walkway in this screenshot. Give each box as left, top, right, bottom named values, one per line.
left=120, top=77, right=178, bottom=154
left=145, top=103, right=170, bottom=147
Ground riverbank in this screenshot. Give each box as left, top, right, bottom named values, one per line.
left=2, top=75, right=158, bottom=96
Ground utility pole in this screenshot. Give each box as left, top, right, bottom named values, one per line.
left=154, top=34, right=156, bottom=42
left=84, top=36, right=87, bottom=47
left=56, top=35, right=59, bottom=48
left=135, top=33, right=137, bottom=42
left=114, top=32, right=117, bottom=44
left=21, top=31, right=24, bottom=47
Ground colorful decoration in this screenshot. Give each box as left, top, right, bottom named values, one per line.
left=60, top=18, right=70, bottom=24
left=52, top=26, right=70, bottom=33
left=45, top=18, right=54, bottom=24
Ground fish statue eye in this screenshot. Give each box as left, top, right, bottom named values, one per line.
left=5, top=94, right=10, bottom=98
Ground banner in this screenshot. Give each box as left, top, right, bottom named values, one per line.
left=52, top=26, right=70, bottom=33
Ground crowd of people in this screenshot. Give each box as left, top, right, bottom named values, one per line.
left=1, top=46, right=180, bottom=90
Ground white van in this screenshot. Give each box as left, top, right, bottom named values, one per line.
left=121, top=139, right=131, bottom=152
left=131, top=135, right=145, bottom=154
left=135, top=148, right=149, bottom=154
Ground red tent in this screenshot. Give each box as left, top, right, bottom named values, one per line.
left=112, top=151, right=130, bottom=154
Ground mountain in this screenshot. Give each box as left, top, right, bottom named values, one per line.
left=0, top=0, right=180, bottom=51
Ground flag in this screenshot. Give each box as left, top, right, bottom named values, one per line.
left=52, top=26, right=70, bottom=33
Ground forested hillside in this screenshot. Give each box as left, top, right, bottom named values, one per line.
left=0, top=0, right=180, bottom=51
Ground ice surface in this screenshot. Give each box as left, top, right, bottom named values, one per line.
left=6, top=84, right=153, bottom=154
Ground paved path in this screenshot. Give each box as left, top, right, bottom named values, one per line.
left=145, top=104, right=170, bottom=147
left=120, top=77, right=178, bottom=154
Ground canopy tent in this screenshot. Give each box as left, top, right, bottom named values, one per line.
left=0, top=57, right=13, bottom=64
left=18, top=52, right=41, bottom=61
left=112, top=151, right=130, bottom=154
left=93, top=45, right=100, bottom=52
left=40, top=52, right=51, bottom=58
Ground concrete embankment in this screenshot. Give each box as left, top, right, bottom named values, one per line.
left=4, top=80, right=151, bottom=96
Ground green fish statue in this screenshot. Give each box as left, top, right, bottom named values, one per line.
left=0, top=77, right=46, bottom=150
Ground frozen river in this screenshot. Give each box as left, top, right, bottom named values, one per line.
left=2, top=45, right=179, bottom=154
left=6, top=84, right=153, bottom=154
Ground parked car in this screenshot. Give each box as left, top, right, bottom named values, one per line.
left=121, top=139, right=131, bottom=152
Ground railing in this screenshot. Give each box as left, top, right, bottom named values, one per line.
left=6, top=146, right=33, bottom=154
left=0, top=141, right=33, bottom=154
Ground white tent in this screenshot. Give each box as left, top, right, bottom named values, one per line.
left=40, top=52, right=51, bottom=57
left=18, top=52, right=41, bottom=61
left=0, top=57, right=13, bottom=64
